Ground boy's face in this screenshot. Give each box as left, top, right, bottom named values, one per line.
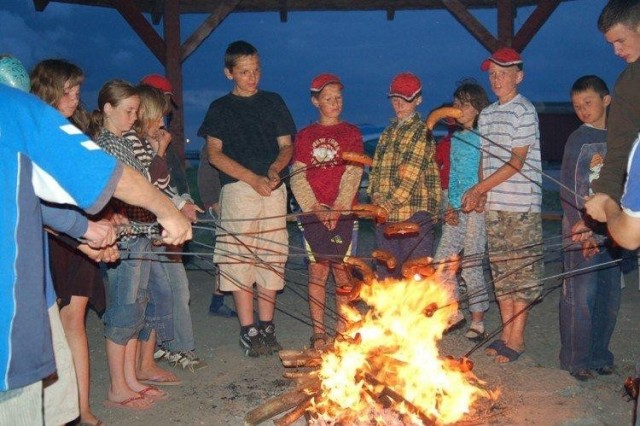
left=487, top=62, right=522, bottom=103
left=571, top=88, right=611, bottom=129
left=311, top=83, right=343, bottom=122
left=390, top=95, right=421, bottom=121
left=604, top=23, right=640, bottom=63
left=224, top=54, right=260, bottom=97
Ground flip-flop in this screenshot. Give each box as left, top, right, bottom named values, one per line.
left=138, top=385, right=169, bottom=401
left=103, top=395, right=153, bottom=411
left=495, top=345, right=523, bottom=363
left=139, top=375, right=182, bottom=386
left=485, top=339, right=506, bottom=357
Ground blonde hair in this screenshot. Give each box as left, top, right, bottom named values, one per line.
left=30, top=59, right=89, bottom=131
left=134, top=84, right=169, bottom=137
left=88, top=79, right=138, bottom=138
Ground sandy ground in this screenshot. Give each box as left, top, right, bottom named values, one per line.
left=84, top=220, right=640, bottom=425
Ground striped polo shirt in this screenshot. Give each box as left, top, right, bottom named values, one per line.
left=478, top=94, right=542, bottom=212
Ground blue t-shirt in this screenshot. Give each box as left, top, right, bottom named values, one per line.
left=0, top=85, right=120, bottom=391
left=449, top=130, right=481, bottom=209
left=622, top=134, right=640, bottom=216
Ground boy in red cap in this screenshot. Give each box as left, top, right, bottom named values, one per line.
left=367, top=72, right=441, bottom=280
left=462, top=47, right=543, bottom=363
left=290, top=73, right=364, bottom=348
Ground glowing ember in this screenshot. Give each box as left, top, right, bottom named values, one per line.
left=310, top=271, right=492, bottom=424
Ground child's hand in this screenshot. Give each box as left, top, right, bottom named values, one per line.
left=249, top=175, right=273, bottom=196
left=461, top=186, right=483, bottom=213
left=584, top=193, right=615, bottom=223
left=571, top=220, right=593, bottom=242
left=444, top=208, right=459, bottom=226
left=581, top=237, right=599, bottom=259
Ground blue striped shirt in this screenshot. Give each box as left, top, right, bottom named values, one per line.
left=478, top=94, right=542, bottom=212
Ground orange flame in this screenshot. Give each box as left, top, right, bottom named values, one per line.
left=311, top=270, right=490, bottom=424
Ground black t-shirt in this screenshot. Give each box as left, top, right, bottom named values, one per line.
left=197, top=90, right=296, bottom=185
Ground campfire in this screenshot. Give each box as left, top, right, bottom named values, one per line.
left=245, top=260, right=497, bottom=426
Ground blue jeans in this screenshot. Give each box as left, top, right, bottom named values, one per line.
left=435, top=211, right=489, bottom=313
left=161, top=257, right=195, bottom=352
left=103, top=237, right=151, bottom=345
left=374, top=211, right=435, bottom=280
left=139, top=245, right=174, bottom=343
left=559, top=241, right=621, bottom=373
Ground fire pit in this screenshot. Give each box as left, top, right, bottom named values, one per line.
left=245, top=266, right=498, bottom=425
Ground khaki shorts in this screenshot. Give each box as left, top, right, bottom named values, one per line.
left=0, top=381, right=42, bottom=426
left=486, top=210, right=544, bottom=302
left=214, top=181, right=289, bottom=291
left=44, top=304, right=79, bottom=425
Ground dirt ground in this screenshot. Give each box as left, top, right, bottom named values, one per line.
left=85, top=219, right=640, bottom=426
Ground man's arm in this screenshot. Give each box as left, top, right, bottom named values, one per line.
left=585, top=193, right=640, bottom=249
left=113, top=166, right=191, bottom=245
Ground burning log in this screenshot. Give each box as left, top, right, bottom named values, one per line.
left=244, top=380, right=320, bottom=426
left=273, top=395, right=313, bottom=426
left=279, top=349, right=323, bottom=368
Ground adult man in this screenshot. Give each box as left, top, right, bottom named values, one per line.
left=0, top=83, right=190, bottom=424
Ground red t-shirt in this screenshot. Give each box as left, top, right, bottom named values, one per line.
left=435, top=134, right=451, bottom=190
left=292, top=121, right=364, bottom=206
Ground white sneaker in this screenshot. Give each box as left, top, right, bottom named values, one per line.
left=154, top=348, right=171, bottom=361
left=167, top=351, right=208, bottom=372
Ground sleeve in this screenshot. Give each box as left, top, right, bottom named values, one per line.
left=28, top=100, right=120, bottom=214
left=559, top=134, right=582, bottom=229
left=197, top=144, right=222, bottom=207
left=41, top=203, right=88, bottom=239
left=274, top=94, right=297, bottom=137
left=594, top=70, right=640, bottom=201
left=289, top=130, right=318, bottom=212
left=621, top=136, right=640, bottom=216
left=512, top=105, right=538, bottom=149
left=334, top=127, right=364, bottom=209
left=197, top=101, right=223, bottom=140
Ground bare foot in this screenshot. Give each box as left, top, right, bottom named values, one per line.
left=106, top=388, right=153, bottom=410
left=137, top=362, right=180, bottom=383
left=79, top=412, right=102, bottom=426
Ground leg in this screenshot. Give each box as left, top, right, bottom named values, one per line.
left=308, top=262, right=330, bottom=335
left=105, top=338, right=152, bottom=408
left=59, top=296, right=99, bottom=424
left=137, top=330, right=179, bottom=384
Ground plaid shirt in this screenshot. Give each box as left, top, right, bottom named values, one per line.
left=368, top=113, right=440, bottom=222
left=96, top=128, right=155, bottom=224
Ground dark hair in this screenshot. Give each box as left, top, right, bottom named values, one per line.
left=30, top=59, right=89, bottom=131
left=570, top=75, right=609, bottom=98
left=598, top=0, right=640, bottom=33
left=453, top=79, right=490, bottom=116
left=224, top=41, right=258, bottom=70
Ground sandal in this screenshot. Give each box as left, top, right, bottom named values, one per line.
left=310, top=333, right=332, bottom=350
left=485, top=339, right=506, bottom=357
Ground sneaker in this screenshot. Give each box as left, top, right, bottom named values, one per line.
left=154, top=348, right=171, bottom=361
left=167, top=351, right=208, bottom=372
left=240, top=327, right=270, bottom=357
left=260, top=324, right=283, bottom=354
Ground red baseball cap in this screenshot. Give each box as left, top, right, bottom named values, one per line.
left=141, top=74, right=177, bottom=105
left=388, top=72, right=422, bottom=101
left=481, top=47, right=523, bottom=71
left=310, top=73, right=343, bottom=93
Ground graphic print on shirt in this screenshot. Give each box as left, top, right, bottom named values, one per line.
left=589, top=153, right=604, bottom=195
left=311, top=137, right=339, bottom=168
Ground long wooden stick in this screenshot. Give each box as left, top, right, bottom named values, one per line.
left=244, top=385, right=319, bottom=426
left=273, top=396, right=313, bottom=426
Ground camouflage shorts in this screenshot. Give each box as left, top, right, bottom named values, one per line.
left=486, top=210, right=544, bottom=302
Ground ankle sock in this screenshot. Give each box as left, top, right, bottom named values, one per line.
left=470, top=321, right=484, bottom=332
left=258, top=320, right=273, bottom=330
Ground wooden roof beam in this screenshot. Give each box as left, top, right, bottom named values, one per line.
left=442, top=0, right=501, bottom=52
left=280, top=0, right=288, bottom=22
left=512, top=0, right=562, bottom=52
left=181, top=0, right=242, bottom=62
left=150, top=0, right=165, bottom=25
left=497, top=0, right=514, bottom=46
left=112, top=0, right=166, bottom=64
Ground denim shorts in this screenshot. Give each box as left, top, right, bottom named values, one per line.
left=103, top=237, right=152, bottom=345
